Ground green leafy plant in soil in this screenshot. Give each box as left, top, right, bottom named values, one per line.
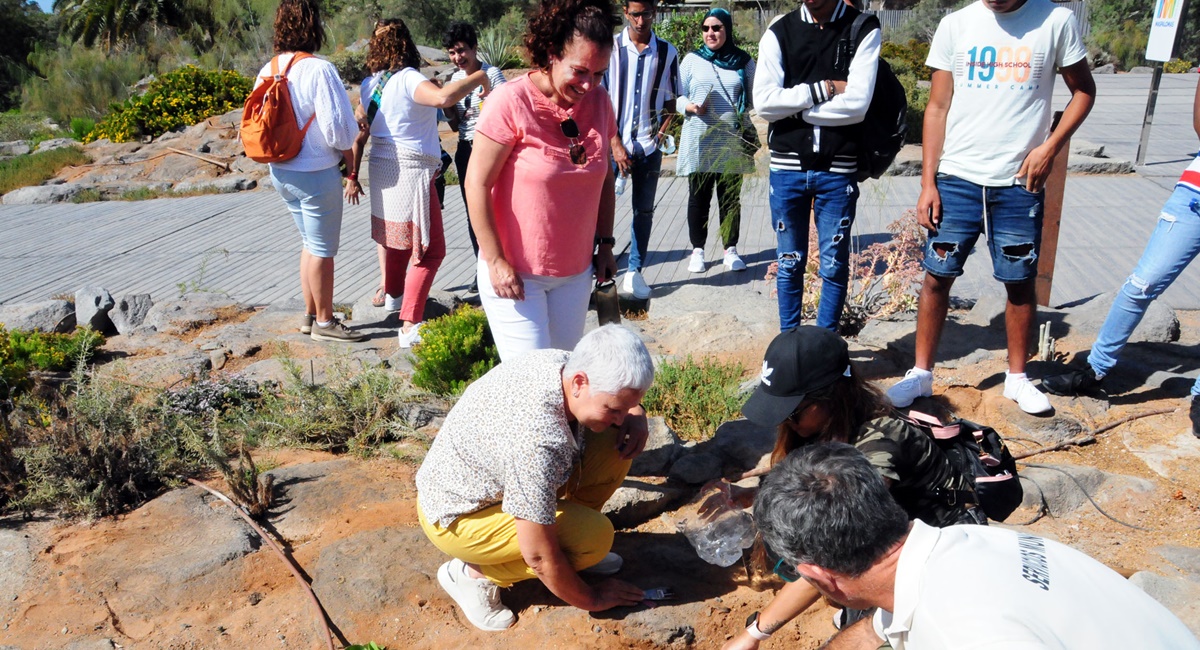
left=0, top=146, right=90, bottom=195
left=0, top=326, right=103, bottom=398
left=86, top=65, right=252, bottom=143
left=410, top=305, right=499, bottom=396
left=642, top=356, right=748, bottom=442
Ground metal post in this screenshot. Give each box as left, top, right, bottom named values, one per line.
left=1135, top=63, right=1165, bottom=166
left=1036, top=111, right=1069, bottom=307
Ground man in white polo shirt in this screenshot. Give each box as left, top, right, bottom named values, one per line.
left=604, top=0, right=680, bottom=300
left=752, top=443, right=1198, bottom=649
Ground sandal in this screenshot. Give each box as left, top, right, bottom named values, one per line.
left=371, top=285, right=386, bottom=308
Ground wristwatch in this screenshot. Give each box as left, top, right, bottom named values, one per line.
left=594, top=236, right=616, bottom=247
left=745, top=611, right=772, bottom=640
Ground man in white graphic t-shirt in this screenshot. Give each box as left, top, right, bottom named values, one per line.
left=887, top=0, right=1095, bottom=416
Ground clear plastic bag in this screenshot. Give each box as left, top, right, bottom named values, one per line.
left=674, top=481, right=757, bottom=567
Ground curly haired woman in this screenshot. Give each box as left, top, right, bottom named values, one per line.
left=466, top=0, right=619, bottom=361
left=259, top=0, right=361, bottom=342
left=345, top=18, right=489, bottom=347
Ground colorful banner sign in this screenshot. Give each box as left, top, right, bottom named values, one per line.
left=1146, top=0, right=1188, bottom=62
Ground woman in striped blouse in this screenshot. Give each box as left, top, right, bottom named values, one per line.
left=676, top=8, right=757, bottom=275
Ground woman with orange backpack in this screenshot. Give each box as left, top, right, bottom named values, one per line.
left=249, top=0, right=360, bottom=342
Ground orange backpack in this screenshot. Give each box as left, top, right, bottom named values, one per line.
left=241, top=53, right=316, bottom=163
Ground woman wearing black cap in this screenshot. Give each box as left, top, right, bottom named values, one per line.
left=723, top=325, right=983, bottom=649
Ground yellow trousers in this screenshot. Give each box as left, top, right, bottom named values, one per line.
left=418, top=426, right=631, bottom=587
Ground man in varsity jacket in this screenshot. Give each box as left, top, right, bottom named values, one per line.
left=605, top=0, right=680, bottom=300
left=753, top=0, right=880, bottom=333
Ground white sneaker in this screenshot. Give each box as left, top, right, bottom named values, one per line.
left=581, top=552, right=623, bottom=576
left=887, top=368, right=933, bottom=407
left=687, top=248, right=706, bottom=273
left=622, top=270, right=652, bottom=300
left=398, top=322, right=423, bottom=348
left=437, top=559, right=515, bottom=632
left=723, top=246, right=747, bottom=271
left=383, top=293, right=403, bottom=311
left=1004, top=374, right=1052, bottom=415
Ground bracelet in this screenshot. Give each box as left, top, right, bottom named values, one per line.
left=594, top=236, right=616, bottom=247
left=348, top=172, right=358, bottom=181
left=747, top=619, right=772, bottom=641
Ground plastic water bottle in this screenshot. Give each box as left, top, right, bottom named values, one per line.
left=660, top=134, right=677, bottom=155
left=614, top=174, right=628, bottom=196
left=675, top=483, right=757, bottom=567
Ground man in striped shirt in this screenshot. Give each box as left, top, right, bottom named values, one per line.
left=604, top=0, right=680, bottom=300
left=753, top=0, right=880, bottom=333
left=1044, top=75, right=1200, bottom=437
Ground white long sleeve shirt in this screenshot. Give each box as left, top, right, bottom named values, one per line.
left=254, top=53, right=359, bottom=172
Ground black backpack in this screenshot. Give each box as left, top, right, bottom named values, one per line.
left=901, top=410, right=1024, bottom=522
left=847, top=12, right=908, bottom=182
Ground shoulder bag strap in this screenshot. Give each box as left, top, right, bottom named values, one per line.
left=366, top=70, right=395, bottom=126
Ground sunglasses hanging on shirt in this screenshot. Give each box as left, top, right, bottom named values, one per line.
left=560, top=118, right=587, bottom=166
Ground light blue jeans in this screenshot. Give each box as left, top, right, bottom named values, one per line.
left=768, top=169, right=858, bottom=332
left=1088, top=184, right=1200, bottom=395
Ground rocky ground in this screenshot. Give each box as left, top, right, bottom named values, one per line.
left=2, top=280, right=1200, bottom=649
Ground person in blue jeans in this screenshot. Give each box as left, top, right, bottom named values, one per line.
left=753, top=0, right=881, bottom=333
left=605, top=0, right=680, bottom=300
left=886, top=0, right=1095, bottom=416
left=1045, top=77, right=1200, bottom=436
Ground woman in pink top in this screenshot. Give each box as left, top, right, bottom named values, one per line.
left=466, top=0, right=618, bottom=362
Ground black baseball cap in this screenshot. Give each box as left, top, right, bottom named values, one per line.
left=741, top=326, right=851, bottom=428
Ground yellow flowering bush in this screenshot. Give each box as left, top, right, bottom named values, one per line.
left=86, top=66, right=252, bottom=143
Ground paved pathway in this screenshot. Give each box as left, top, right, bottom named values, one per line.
left=1, top=74, right=1198, bottom=311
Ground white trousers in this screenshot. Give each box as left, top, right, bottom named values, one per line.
left=477, top=259, right=594, bottom=362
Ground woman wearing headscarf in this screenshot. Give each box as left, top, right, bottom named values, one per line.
left=676, top=8, right=756, bottom=275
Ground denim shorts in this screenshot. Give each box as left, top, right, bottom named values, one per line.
left=923, top=174, right=1044, bottom=283
left=270, top=165, right=345, bottom=258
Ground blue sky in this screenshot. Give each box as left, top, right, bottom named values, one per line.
left=34, top=0, right=52, bottom=11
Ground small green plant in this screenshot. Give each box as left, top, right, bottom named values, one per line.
left=0, top=147, right=91, bottom=196
left=69, top=117, right=96, bottom=141
left=642, top=356, right=748, bottom=442
left=0, top=111, right=65, bottom=143
left=442, top=166, right=459, bottom=186
left=409, top=305, right=499, bottom=396
left=177, top=248, right=231, bottom=297
left=476, top=27, right=525, bottom=70
left=347, top=643, right=386, bottom=650
left=0, top=326, right=103, bottom=398
left=87, top=65, right=253, bottom=143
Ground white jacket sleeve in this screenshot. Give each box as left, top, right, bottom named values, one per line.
left=312, top=62, right=359, bottom=151
left=753, top=30, right=822, bottom=123
left=803, top=27, right=881, bottom=125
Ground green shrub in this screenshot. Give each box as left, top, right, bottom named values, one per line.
left=657, top=13, right=704, bottom=57
left=1164, top=59, right=1193, bottom=74
left=87, top=65, right=252, bottom=143
left=0, top=146, right=91, bottom=196
left=477, top=27, right=526, bottom=70
left=12, top=368, right=205, bottom=519
left=0, top=110, right=63, bottom=143
left=69, top=117, right=95, bottom=141
left=410, top=305, right=499, bottom=396
left=329, top=48, right=368, bottom=85
left=1087, top=20, right=1149, bottom=71
left=22, top=43, right=151, bottom=124
left=642, top=356, right=747, bottom=442
left=896, top=73, right=930, bottom=144
left=882, top=40, right=932, bottom=81
left=0, top=326, right=103, bottom=398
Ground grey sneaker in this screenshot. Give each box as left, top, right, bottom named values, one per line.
left=581, top=552, right=623, bottom=576
left=310, top=320, right=363, bottom=342
left=300, top=313, right=314, bottom=335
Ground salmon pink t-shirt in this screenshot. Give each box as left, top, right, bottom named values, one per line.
left=475, top=74, right=615, bottom=277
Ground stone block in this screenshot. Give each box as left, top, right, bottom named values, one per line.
left=1, top=183, right=86, bottom=205
left=1064, top=290, right=1179, bottom=344
left=668, top=451, right=724, bottom=484
left=74, top=286, right=115, bottom=332
left=0, top=300, right=75, bottom=332
left=110, top=293, right=153, bottom=335
left=629, top=417, right=684, bottom=476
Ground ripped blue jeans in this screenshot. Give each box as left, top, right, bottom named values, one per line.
left=1089, top=184, right=1200, bottom=395
left=768, top=169, right=858, bottom=331
left=923, top=174, right=1044, bottom=283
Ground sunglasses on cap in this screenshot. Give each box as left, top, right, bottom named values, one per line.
left=560, top=118, right=587, bottom=166
left=702, top=24, right=723, bottom=32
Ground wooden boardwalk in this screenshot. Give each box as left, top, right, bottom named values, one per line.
left=2, top=74, right=1198, bottom=311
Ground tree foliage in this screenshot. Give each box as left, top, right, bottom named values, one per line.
left=0, top=0, right=53, bottom=111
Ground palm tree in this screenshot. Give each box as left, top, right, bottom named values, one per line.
left=54, top=0, right=190, bottom=50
